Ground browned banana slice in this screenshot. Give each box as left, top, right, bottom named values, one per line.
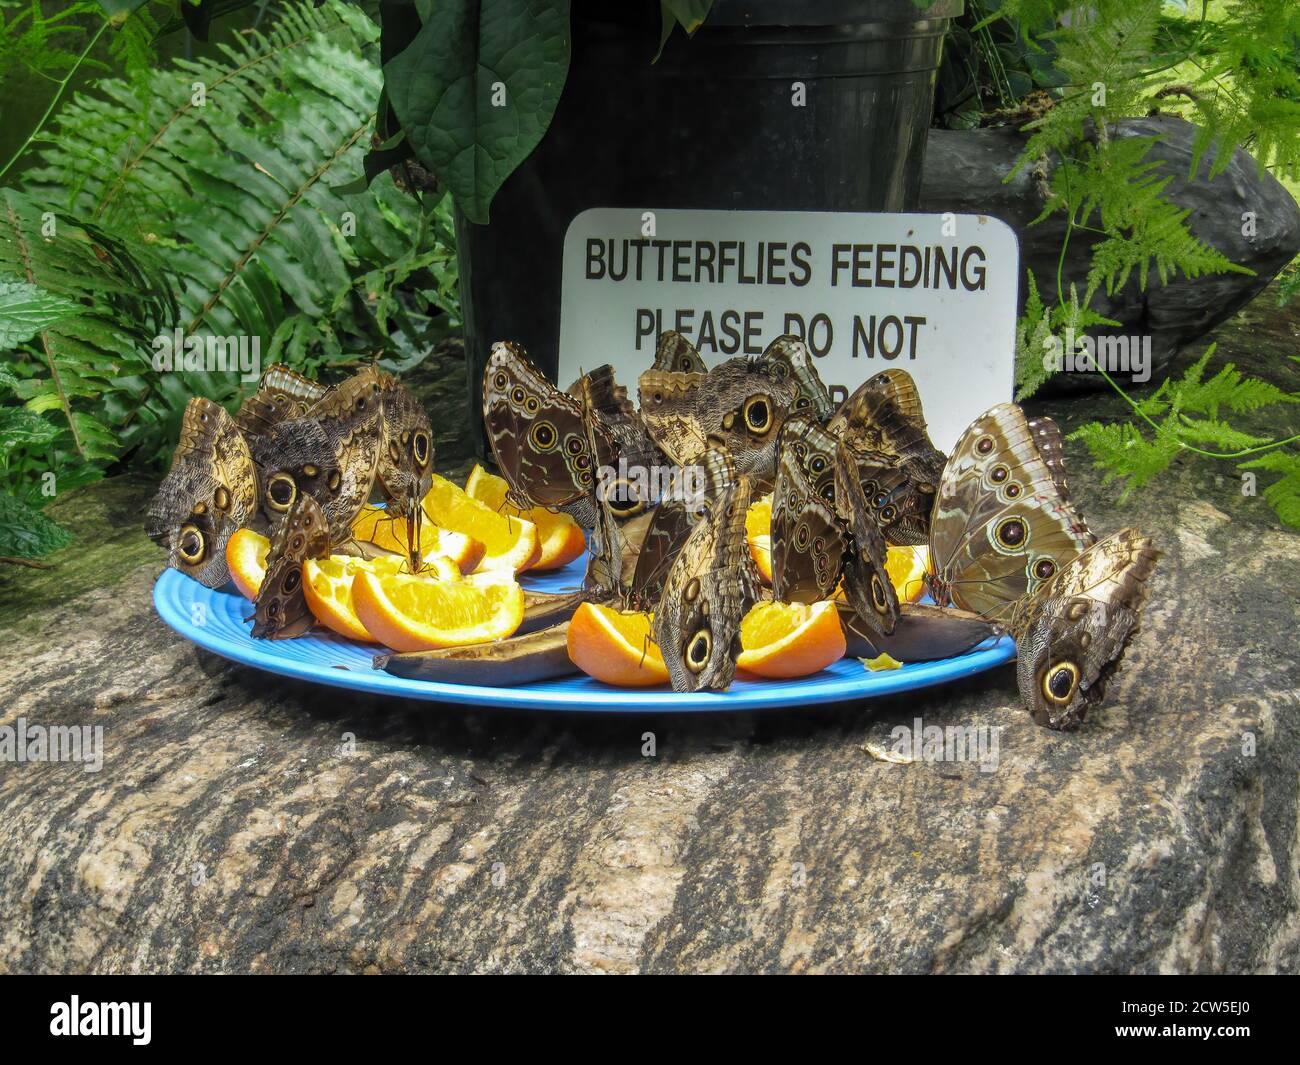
left=375, top=623, right=578, bottom=686
left=838, top=603, right=998, bottom=663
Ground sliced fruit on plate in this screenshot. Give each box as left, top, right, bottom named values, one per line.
left=746, top=493, right=772, bottom=541
left=422, top=474, right=540, bottom=574
left=227, top=528, right=270, bottom=600
left=886, top=544, right=930, bottom=604
left=746, top=493, right=773, bottom=583
left=464, top=463, right=586, bottom=571
left=303, top=554, right=460, bottom=642
left=351, top=569, right=524, bottom=652
left=567, top=602, right=669, bottom=687
left=736, top=600, right=846, bottom=679
left=352, top=505, right=485, bottom=574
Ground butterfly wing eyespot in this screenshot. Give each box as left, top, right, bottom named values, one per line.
left=743, top=395, right=773, bottom=435
left=530, top=421, right=558, bottom=452
left=1042, top=661, right=1080, bottom=704
left=994, top=516, right=1026, bottom=549
left=283, top=569, right=302, bottom=594
left=870, top=573, right=890, bottom=614
left=213, top=486, right=231, bottom=511
left=178, top=523, right=206, bottom=564
left=413, top=431, right=431, bottom=466
left=267, top=473, right=297, bottom=511
left=685, top=628, right=713, bottom=673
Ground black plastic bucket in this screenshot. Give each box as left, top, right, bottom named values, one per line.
left=457, top=0, right=963, bottom=443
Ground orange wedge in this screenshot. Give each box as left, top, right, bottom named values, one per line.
left=736, top=600, right=846, bottom=679
left=746, top=493, right=772, bottom=541
left=886, top=545, right=930, bottom=604
left=351, top=570, right=524, bottom=652
left=352, top=505, right=485, bottom=574
left=422, top=474, right=540, bottom=574
left=227, top=528, right=270, bottom=600
left=746, top=494, right=773, bottom=583
left=566, top=602, right=669, bottom=687
left=303, top=554, right=460, bottom=642
left=464, top=464, right=586, bottom=571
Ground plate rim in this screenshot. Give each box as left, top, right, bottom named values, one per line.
left=152, top=567, right=1016, bottom=713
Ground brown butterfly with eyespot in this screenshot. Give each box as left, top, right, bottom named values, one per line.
left=925, top=403, right=1095, bottom=623
left=248, top=366, right=385, bottom=544
left=145, top=397, right=259, bottom=588
left=483, top=342, right=617, bottom=514
left=771, top=415, right=897, bottom=635
left=639, top=354, right=797, bottom=484
left=235, top=364, right=327, bottom=437
left=617, top=447, right=736, bottom=610
left=373, top=376, right=435, bottom=565
left=654, top=473, right=762, bottom=693
left=759, top=335, right=835, bottom=423
left=1009, top=528, right=1159, bottom=730
left=653, top=330, right=709, bottom=374
left=827, top=368, right=946, bottom=544
left=251, top=491, right=330, bottom=639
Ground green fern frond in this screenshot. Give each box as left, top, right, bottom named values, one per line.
left=1187, top=1, right=1300, bottom=181
left=1070, top=419, right=1183, bottom=498
left=1011, top=0, right=1164, bottom=174
left=1070, top=344, right=1300, bottom=523
left=1239, top=451, right=1300, bottom=527
left=0, top=187, right=176, bottom=463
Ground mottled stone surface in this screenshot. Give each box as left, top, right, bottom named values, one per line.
left=0, top=296, right=1297, bottom=974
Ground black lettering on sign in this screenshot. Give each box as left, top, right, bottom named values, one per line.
left=635, top=309, right=658, bottom=347
left=694, top=242, right=716, bottom=284
left=790, top=243, right=813, bottom=287
left=587, top=238, right=606, bottom=280
left=962, top=245, right=987, bottom=291
left=807, top=314, right=833, bottom=357
left=852, top=315, right=927, bottom=359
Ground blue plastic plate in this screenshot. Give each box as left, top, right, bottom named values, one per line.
left=152, top=552, right=1015, bottom=712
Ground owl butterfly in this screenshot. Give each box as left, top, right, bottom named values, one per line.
left=771, top=416, right=897, bottom=635
left=145, top=398, right=258, bottom=588
left=621, top=447, right=736, bottom=609
left=653, top=330, right=709, bottom=374
left=375, top=377, right=434, bottom=521
left=1010, top=528, right=1160, bottom=730
left=251, top=492, right=330, bottom=639
left=759, top=335, right=835, bottom=423
left=248, top=366, right=385, bottom=544
left=235, top=364, right=327, bottom=437
left=639, top=355, right=796, bottom=483
left=571, top=363, right=664, bottom=497
left=927, top=403, right=1095, bottom=623
left=654, top=475, right=762, bottom=692
left=483, top=342, right=616, bottom=514
left=827, top=369, right=946, bottom=543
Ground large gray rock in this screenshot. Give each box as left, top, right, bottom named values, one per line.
left=0, top=294, right=1297, bottom=973
left=921, top=115, right=1300, bottom=391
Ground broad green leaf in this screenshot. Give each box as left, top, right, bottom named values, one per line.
left=386, top=0, right=572, bottom=224
left=0, top=278, right=80, bottom=349
left=662, top=0, right=712, bottom=34
left=0, top=491, right=71, bottom=558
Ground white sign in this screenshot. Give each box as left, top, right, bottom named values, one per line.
left=558, top=208, right=1019, bottom=452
